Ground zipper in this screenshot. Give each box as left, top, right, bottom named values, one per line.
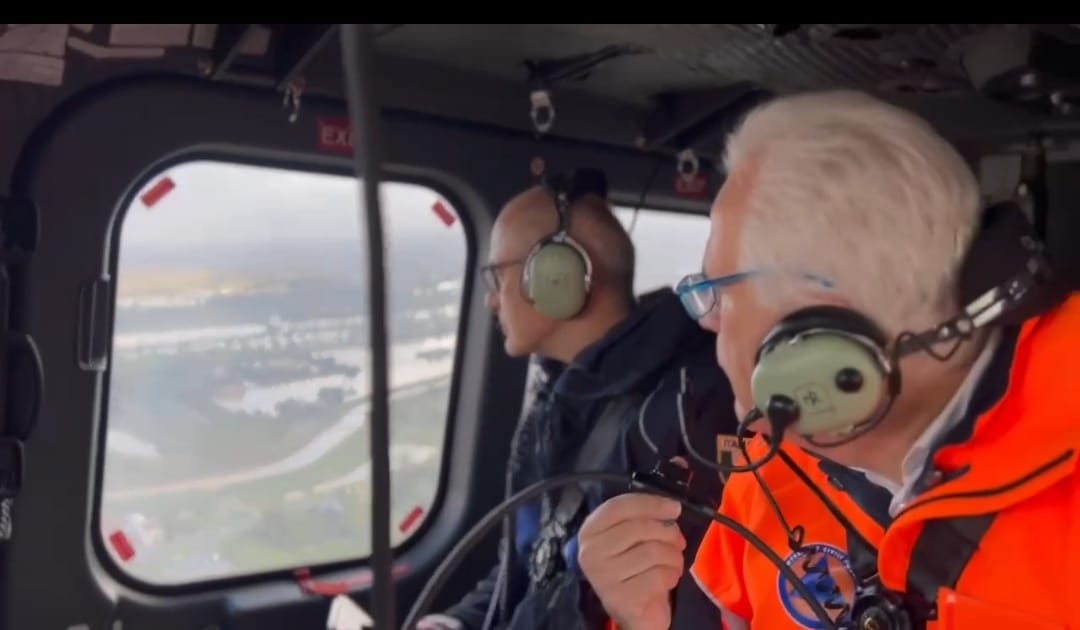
left=893, top=449, right=1074, bottom=521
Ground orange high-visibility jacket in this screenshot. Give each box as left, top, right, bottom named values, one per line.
left=692, top=295, right=1080, bottom=630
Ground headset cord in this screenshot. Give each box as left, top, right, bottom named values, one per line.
left=478, top=466, right=514, bottom=630
left=673, top=366, right=782, bottom=475
left=481, top=378, right=551, bottom=630
left=665, top=367, right=812, bottom=553
left=400, top=470, right=839, bottom=630
left=667, top=369, right=888, bottom=626
left=644, top=368, right=802, bottom=550
left=479, top=539, right=507, bottom=630
left=635, top=384, right=664, bottom=455
left=771, top=447, right=878, bottom=557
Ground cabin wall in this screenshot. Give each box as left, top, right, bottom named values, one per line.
left=0, top=72, right=714, bottom=629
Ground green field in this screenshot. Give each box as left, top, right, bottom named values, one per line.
left=102, top=380, right=455, bottom=584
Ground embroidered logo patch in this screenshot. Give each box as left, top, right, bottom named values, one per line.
left=776, top=542, right=857, bottom=629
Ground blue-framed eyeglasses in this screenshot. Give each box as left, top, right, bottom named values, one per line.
left=675, top=269, right=834, bottom=320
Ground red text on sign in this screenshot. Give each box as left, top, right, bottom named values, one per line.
left=317, top=118, right=353, bottom=153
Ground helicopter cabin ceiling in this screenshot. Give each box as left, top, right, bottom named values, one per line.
left=5, top=24, right=1080, bottom=179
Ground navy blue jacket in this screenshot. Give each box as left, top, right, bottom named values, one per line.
left=443, top=289, right=735, bottom=629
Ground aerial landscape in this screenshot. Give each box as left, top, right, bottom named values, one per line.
left=100, top=162, right=467, bottom=584
left=98, top=158, right=708, bottom=585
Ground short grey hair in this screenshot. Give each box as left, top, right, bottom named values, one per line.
left=725, top=90, right=981, bottom=336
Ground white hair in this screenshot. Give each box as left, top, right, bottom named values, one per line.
left=724, top=90, right=981, bottom=337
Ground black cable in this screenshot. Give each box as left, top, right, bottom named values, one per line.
left=481, top=419, right=525, bottom=630
left=773, top=448, right=875, bottom=554
left=675, top=367, right=781, bottom=474
left=662, top=372, right=896, bottom=627
left=626, top=157, right=664, bottom=235
left=635, top=384, right=663, bottom=455
left=400, top=472, right=623, bottom=630
left=667, top=366, right=874, bottom=549
left=659, top=368, right=806, bottom=552
left=340, top=23, right=395, bottom=630
left=738, top=434, right=805, bottom=553
left=401, top=471, right=839, bottom=630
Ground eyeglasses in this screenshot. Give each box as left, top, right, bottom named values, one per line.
left=675, top=269, right=834, bottom=320
left=480, top=259, right=525, bottom=293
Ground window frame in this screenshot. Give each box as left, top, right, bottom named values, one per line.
left=92, top=147, right=479, bottom=595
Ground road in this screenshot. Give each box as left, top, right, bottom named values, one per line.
left=105, top=376, right=450, bottom=501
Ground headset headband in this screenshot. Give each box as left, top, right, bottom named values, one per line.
left=540, top=167, right=610, bottom=230
left=543, top=173, right=571, bottom=235
left=895, top=202, right=1062, bottom=359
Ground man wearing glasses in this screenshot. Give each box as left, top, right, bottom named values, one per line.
left=418, top=173, right=738, bottom=630
left=579, top=89, right=1080, bottom=630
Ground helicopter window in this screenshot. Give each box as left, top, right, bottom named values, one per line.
left=97, top=159, right=468, bottom=586
left=612, top=206, right=711, bottom=293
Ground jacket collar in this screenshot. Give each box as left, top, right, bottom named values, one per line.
left=893, top=294, right=1080, bottom=523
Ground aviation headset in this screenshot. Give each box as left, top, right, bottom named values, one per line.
left=519, top=169, right=608, bottom=321
left=745, top=199, right=1064, bottom=446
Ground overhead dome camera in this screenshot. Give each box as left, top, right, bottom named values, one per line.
left=677, top=148, right=700, bottom=179
left=530, top=89, right=555, bottom=134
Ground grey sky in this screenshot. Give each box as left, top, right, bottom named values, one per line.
left=119, top=159, right=710, bottom=292
left=120, top=160, right=454, bottom=247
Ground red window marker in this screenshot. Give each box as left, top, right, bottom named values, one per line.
left=431, top=201, right=456, bottom=227
left=140, top=177, right=175, bottom=208
left=399, top=506, right=425, bottom=534
left=108, top=530, right=135, bottom=562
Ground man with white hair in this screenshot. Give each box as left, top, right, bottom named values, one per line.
left=577, top=89, right=1080, bottom=629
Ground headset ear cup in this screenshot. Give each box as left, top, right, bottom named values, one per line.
left=524, top=241, right=589, bottom=320
left=751, top=307, right=892, bottom=435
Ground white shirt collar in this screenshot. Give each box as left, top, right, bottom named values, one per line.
left=857, top=329, right=1002, bottom=516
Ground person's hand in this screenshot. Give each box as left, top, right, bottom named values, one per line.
left=578, top=493, right=686, bottom=630
left=415, top=614, right=464, bottom=630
